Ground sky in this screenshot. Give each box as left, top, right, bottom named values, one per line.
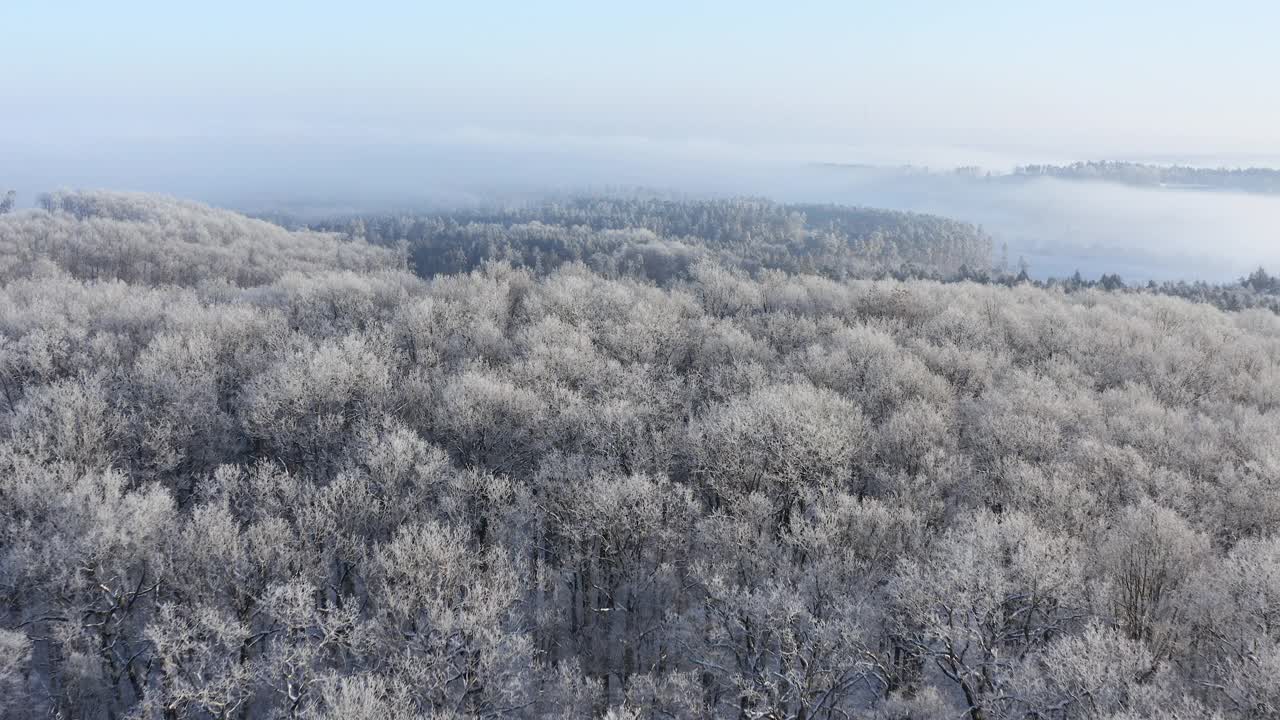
left=4, top=0, right=1279, bottom=162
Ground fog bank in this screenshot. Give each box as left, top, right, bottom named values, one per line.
left=4, top=134, right=1278, bottom=283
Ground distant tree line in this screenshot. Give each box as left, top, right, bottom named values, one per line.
left=1014, top=161, right=1280, bottom=193
left=1009, top=266, right=1280, bottom=316
left=3, top=192, right=1280, bottom=718
left=1142, top=267, right=1280, bottom=314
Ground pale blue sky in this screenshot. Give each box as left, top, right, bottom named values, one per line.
left=3, top=0, right=1279, bottom=157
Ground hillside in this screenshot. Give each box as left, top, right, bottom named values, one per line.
left=314, top=196, right=994, bottom=281
left=0, top=191, right=399, bottom=286
left=2, top=193, right=1279, bottom=719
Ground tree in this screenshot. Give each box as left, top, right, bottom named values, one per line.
left=1014, top=621, right=1207, bottom=719
left=1100, top=500, right=1209, bottom=657
left=687, top=382, right=869, bottom=525
left=1246, top=266, right=1276, bottom=293
left=1100, top=273, right=1125, bottom=291
left=888, top=513, right=1084, bottom=720
left=0, top=630, right=32, bottom=715
left=364, top=521, right=535, bottom=716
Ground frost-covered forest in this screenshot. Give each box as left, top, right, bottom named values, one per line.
left=3, top=192, right=1280, bottom=719
left=310, top=197, right=995, bottom=281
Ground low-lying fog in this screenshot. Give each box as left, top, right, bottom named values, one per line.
left=792, top=167, right=1280, bottom=284
left=5, top=135, right=1279, bottom=284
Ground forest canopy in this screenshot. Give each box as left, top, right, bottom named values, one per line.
left=2, top=192, right=1280, bottom=719
left=311, top=196, right=995, bottom=281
